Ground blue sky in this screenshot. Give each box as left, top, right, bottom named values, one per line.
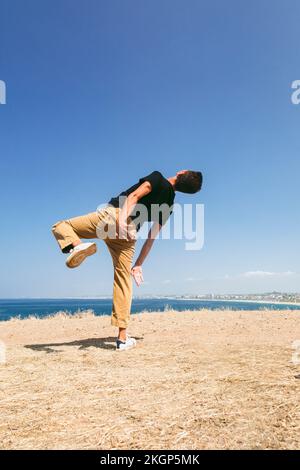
left=1, top=0, right=300, bottom=297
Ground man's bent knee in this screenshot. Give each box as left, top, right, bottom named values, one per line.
left=52, top=220, right=63, bottom=234
left=51, top=220, right=74, bottom=253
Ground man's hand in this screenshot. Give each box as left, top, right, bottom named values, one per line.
left=131, top=265, right=144, bottom=287
left=117, top=220, right=137, bottom=241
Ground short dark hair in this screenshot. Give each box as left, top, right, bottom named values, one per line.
left=175, top=170, right=203, bottom=194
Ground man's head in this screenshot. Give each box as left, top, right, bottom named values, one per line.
left=174, top=170, right=203, bottom=194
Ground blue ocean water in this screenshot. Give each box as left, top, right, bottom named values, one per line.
left=0, top=298, right=299, bottom=321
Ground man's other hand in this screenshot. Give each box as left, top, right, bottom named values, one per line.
left=131, top=265, right=144, bottom=287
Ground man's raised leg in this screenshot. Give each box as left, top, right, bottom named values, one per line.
left=52, top=212, right=100, bottom=268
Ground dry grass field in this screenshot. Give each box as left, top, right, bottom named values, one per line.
left=0, top=309, right=299, bottom=449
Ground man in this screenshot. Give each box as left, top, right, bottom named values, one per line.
left=52, top=170, right=203, bottom=350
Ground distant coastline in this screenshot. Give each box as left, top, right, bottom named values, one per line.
left=1, top=294, right=300, bottom=306
left=176, top=297, right=300, bottom=307
left=1, top=295, right=300, bottom=307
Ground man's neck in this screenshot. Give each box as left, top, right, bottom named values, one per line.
left=167, top=176, right=176, bottom=189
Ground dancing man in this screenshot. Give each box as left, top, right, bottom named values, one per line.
left=52, top=170, right=202, bottom=350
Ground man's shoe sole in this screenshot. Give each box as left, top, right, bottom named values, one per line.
left=66, top=243, right=97, bottom=269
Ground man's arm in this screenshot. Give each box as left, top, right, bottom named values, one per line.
left=118, top=181, right=152, bottom=239
left=131, top=222, right=162, bottom=286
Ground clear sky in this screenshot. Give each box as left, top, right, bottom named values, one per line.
left=1, top=0, right=300, bottom=297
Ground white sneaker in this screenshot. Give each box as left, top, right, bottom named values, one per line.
left=116, top=336, right=137, bottom=351
left=66, top=242, right=97, bottom=268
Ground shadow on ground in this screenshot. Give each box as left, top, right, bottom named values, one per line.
left=24, top=336, right=143, bottom=353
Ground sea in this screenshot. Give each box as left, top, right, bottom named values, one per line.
left=0, top=297, right=299, bottom=321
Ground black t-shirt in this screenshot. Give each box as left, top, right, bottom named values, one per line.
left=108, top=171, right=175, bottom=230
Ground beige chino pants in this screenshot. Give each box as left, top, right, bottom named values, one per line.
left=52, top=206, right=136, bottom=328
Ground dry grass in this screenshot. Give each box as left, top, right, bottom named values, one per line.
left=0, top=309, right=299, bottom=450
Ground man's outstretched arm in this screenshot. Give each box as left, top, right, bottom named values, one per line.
left=131, top=222, right=162, bottom=286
